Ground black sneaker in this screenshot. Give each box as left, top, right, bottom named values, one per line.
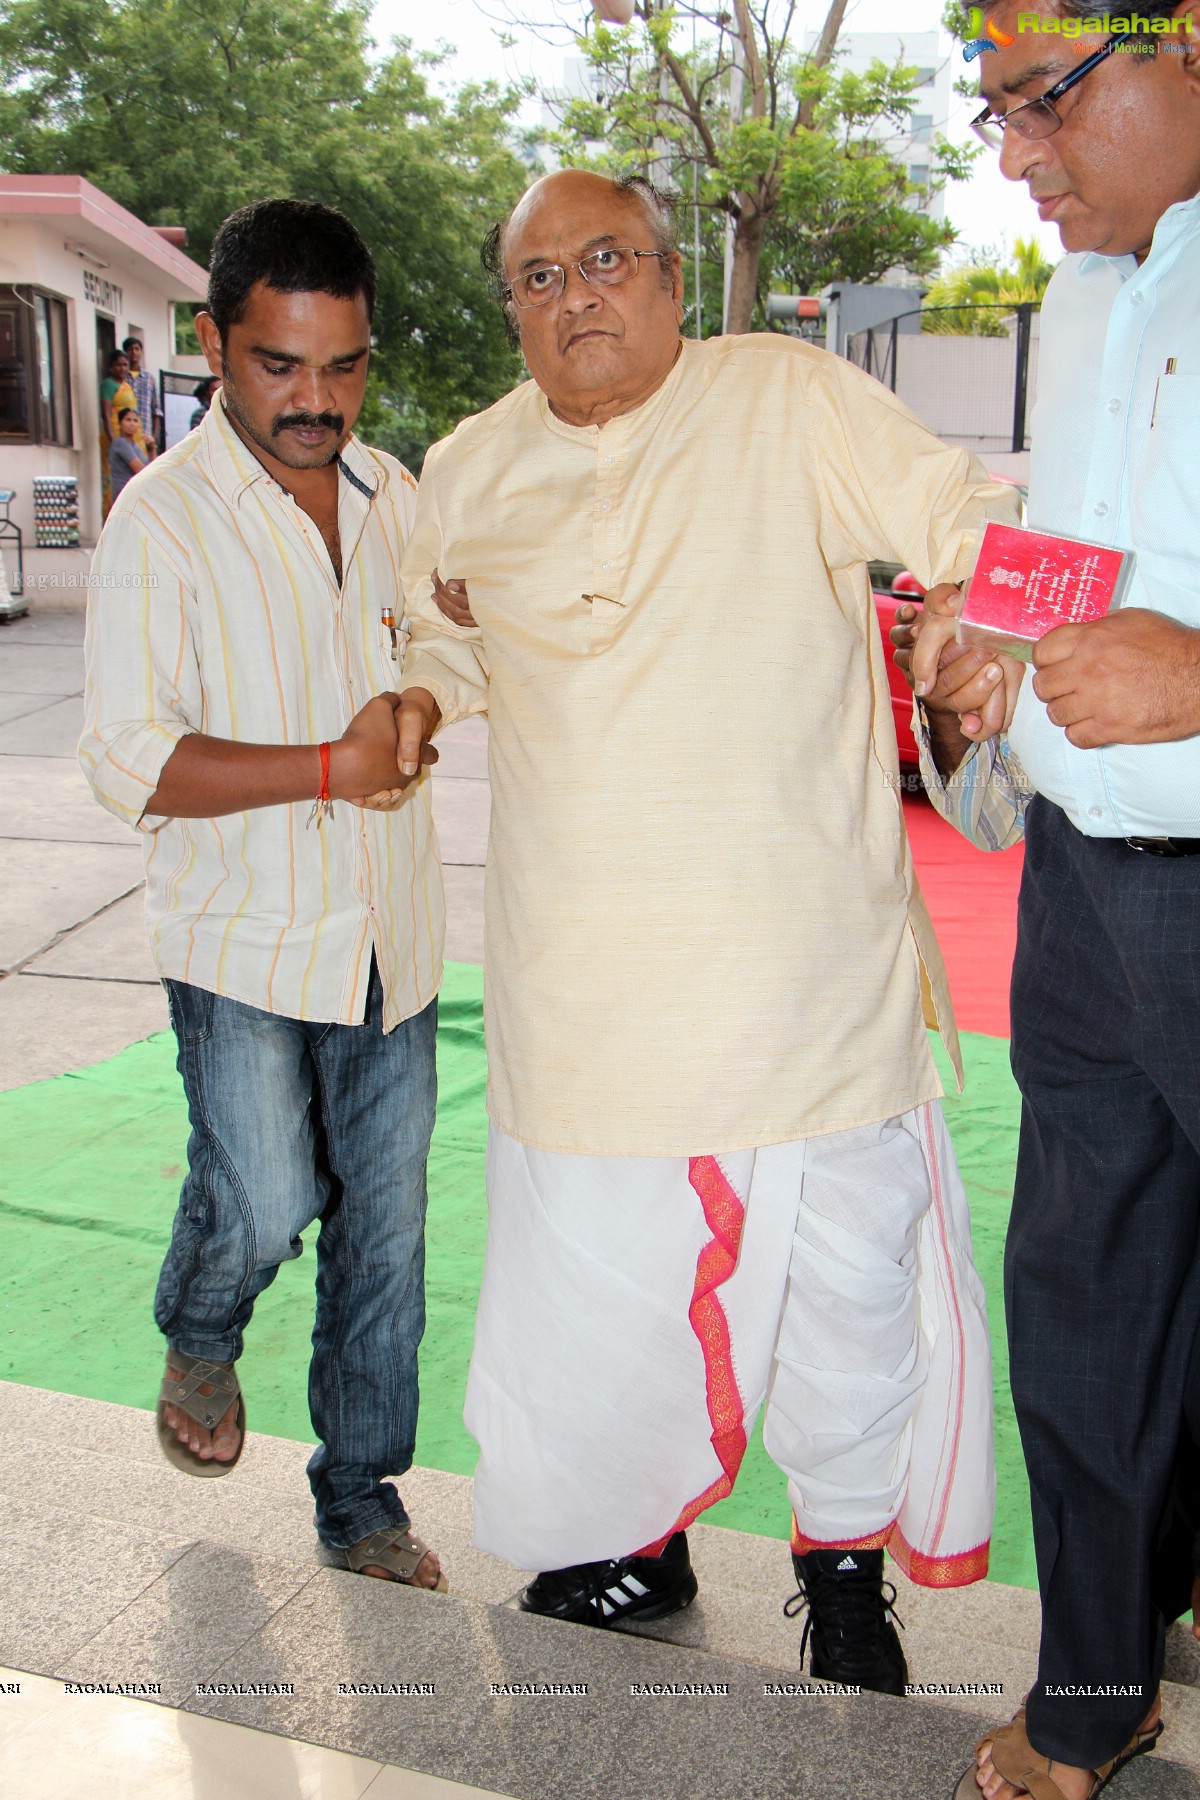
left=784, top=1548, right=907, bottom=1695
left=518, top=1529, right=699, bottom=1629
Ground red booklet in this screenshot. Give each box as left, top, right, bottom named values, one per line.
left=957, top=522, right=1134, bottom=661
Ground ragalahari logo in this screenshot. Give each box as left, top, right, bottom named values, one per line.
left=962, top=6, right=1017, bottom=57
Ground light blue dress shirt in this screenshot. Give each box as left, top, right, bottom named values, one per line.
left=1006, top=192, right=1200, bottom=837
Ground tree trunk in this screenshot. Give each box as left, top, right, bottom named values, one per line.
left=725, top=199, right=765, bottom=334
left=795, top=0, right=851, bottom=128
left=809, top=0, right=850, bottom=68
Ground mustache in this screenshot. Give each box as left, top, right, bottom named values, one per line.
left=273, top=411, right=343, bottom=436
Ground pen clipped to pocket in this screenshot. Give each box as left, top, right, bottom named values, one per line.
left=1150, top=356, right=1177, bottom=429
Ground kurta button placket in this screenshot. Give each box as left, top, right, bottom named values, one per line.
left=588, top=423, right=627, bottom=653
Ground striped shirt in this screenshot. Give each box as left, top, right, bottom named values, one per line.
left=129, top=368, right=160, bottom=431
left=915, top=725, right=1031, bottom=853
left=79, top=396, right=444, bottom=1029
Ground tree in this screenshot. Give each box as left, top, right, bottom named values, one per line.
left=0, top=0, right=531, bottom=463
left=510, top=0, right=978, bottom=331
left=921, top=237, right=1057, bottom=333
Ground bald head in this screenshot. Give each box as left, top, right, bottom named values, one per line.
left=483, top=170, right=678, bottom=317
left=509, top=171, right=676, bottom=258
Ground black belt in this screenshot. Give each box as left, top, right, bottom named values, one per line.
left=1125, top=836, right=1200, bottom=857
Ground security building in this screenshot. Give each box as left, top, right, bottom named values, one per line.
left=0, top=175, right=208, bottom=587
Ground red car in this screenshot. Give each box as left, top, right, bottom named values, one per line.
left=873, top=567, right=927, bottom=772
left=871, top=479, right=1027, bottom=774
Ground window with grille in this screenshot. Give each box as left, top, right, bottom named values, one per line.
left=0, top=287, right=73, bottom=445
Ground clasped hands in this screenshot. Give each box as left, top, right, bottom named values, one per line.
left=337, top=691, right=440, bottom=812
left=351, top=571, right=472, bottom=810
left=894, top=585, right=1200, bottom=754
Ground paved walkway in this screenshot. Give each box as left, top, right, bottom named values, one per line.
left=5, top=1382, right=1200, bottom=1799
left=0, top=610, right=487, bottom=1091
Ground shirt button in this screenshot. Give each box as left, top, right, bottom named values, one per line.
left=1087, top=805, right=1104, bottom=820
left=601, top=560, right=612, bottom=571
left=1093, top=501, right=1109, bottom=518
left=1107, top=398, right=1121, bottom=415
left=1129, top=289, right=1143, bottom=306
left=600, top=500, right=611, bottom=513
left=604, top=455, right=615, bottom=465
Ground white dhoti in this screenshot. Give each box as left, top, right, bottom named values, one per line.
left=466, top=1101, right=994, bottom=1585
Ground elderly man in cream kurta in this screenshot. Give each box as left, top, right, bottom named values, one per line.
left=395, top=170, right=1017, bottom=1690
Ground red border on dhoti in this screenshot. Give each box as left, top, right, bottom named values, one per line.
left=636, top=1155, right=748, bottom=1557
left=789, top=1516, right=990, bottom=1589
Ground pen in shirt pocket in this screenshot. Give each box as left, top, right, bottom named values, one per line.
left=1150, top=356, right=1177, bottom=429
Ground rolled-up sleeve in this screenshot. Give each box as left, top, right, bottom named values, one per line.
left=78, top=505, right=199, bottom=832
left=915, top=709, right=1032, bottom=851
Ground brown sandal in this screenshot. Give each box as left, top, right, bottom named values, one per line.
left=951, top=1704, right=1163, bottom=1800
left=344, top=1525, right=449, bottom=1593
left=156, top=1350, right=245, bottom=1478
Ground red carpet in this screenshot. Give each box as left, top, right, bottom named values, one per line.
left=904, top=794, right=1023, bottom=1040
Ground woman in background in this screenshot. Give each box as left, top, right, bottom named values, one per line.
left=99, top=350, right=149, bottom=517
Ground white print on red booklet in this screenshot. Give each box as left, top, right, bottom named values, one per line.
left=957, top=522, right=1135, bottom=661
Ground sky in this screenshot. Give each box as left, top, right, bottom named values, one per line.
left=372, top=0, right=1063, bottom=272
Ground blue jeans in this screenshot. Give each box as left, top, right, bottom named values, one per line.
left=156, top=961, right=438, bottom=1548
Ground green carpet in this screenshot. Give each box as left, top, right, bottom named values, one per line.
left=0, top=967, right=1032, bottom=1588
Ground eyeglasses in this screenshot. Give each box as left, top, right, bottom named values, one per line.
left=506, top=245, right=671, bottom=310
left=971, top=29, right=1131, bottom=150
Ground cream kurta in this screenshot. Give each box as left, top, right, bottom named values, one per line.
left=401, top=333, right=1019, bottom=1156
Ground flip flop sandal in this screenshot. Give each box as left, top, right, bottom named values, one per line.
left=345, top=1525, right=449, bottom=1593
left=156, top=1350, right=245, bottom=1478
left=951, top=1704, right=1164, bottom=1800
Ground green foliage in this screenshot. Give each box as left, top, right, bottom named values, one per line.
left=922, top=237, right=1057, bottom=331
left=0, top=0, right=529, bottom=464
left=542, top=14, right=975, bottom=321
left=174, top=304, right=202, bottom=357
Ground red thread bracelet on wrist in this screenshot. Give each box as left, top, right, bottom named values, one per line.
left=307, top=741, right=334, bottom=829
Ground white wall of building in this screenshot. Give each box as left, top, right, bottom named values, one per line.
left=887, top=316, right=1041, bottom=456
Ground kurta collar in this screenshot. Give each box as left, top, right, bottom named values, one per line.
left=536, top=335, right=696, bottom=445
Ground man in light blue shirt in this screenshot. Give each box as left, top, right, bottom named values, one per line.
left=901, top=3, right=1200, bottom=1796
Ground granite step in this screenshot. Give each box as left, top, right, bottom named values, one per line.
left=4, top=1381, right=1200, bottom=1796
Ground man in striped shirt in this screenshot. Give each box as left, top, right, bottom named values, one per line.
left=80, top=200, right=447, bottom=1590
left=122, top=337, right=161, bottom=457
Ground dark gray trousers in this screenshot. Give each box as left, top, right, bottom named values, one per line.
left=1009, top=795, right=1200, bottom=1766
